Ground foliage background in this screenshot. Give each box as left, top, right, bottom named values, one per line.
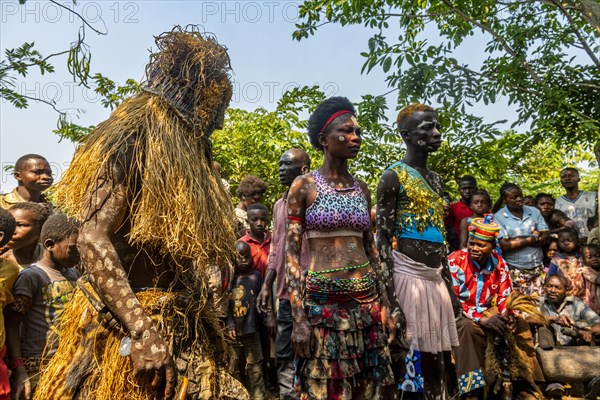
left=2, top=1, right=598, bottom=210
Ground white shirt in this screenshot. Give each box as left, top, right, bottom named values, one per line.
left=555, top=191, right=598, bottom=238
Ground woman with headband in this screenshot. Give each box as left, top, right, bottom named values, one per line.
left=285, top=97, right=394, bottom=399
left=494, top=183, right=549, bottom=296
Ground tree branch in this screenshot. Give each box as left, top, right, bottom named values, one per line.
left=0, top=48, right=71, bottom=74
left=549, top=0, right=600, bottom=68
left=440, top=0, right=543, bottom=83
left=49, top=0, right=107, bottom=36
left=371, top=11, right=453, bottom=19
left=450, top=62, right=535, bottom=95
left=19, top=94, right=66, bottom=115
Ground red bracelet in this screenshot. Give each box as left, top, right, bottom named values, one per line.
left=10, top=357, right=25, bottom=369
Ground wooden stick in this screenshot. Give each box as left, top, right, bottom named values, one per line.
left=177, top=377, right=189, bottom=400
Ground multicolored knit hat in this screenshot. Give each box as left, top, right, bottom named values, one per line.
left=468, top=214, right=500, bottom=242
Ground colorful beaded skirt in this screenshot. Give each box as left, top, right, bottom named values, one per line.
left=294, top=272, right=394, bottom=400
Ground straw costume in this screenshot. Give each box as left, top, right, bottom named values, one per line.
left=34, top=26, right=248, bottom=400
left=449, top=217, right=545, bottom=398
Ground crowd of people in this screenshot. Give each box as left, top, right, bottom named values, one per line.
left=0, top=27, right=599, bottom=400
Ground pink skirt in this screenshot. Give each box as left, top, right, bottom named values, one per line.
left=392, top=251, right=459, bottom=353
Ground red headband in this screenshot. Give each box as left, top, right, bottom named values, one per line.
left=321, top=110, right=354, bottom=133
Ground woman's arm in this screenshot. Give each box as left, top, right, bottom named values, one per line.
left=499, top=236, right=539, bottom=253
left=359, top=180, right=397, bottom=344
left=376, top=170, right=406, bottom=335
left=285, top=175, right=312, bottom=358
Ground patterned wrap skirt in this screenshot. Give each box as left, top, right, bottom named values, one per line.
left=293, top=276, right=393, bottom=400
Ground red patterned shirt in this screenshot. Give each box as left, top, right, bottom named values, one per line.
left=449, top=249, right=512, bottom=321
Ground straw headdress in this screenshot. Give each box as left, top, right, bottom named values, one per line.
left=53, top=26, right=237, bottom=268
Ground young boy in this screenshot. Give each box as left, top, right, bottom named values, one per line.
left=548, top=209, right=578, bottom=233
left=239, top=203, right=271, bottom=278
left=458, top=189, right=492, bottom=249
left=0, top=209, right=19, bottom=400
left=0, top=203, right=50, bottom=269
left=5, top=213, right=80, bottom=399
left=548, top=228, right=585, bottom=298
left=0, top=154, right=53, bottom=210
left=238, top=203, right=277, bottom=391
left=448, top=175, right=477, bottom=237
left=227, top=241, right=268, bottom=400
left=582, top=243, right=600, bottom=314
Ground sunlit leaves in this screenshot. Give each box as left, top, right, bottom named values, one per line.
left=293, top=0, right=600, bottom=149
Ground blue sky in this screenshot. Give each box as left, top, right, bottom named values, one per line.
left=0, top=0, right=517, bottom=191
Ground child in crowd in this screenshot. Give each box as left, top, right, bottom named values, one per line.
left=587, top=214, right=600, bottom=244
left=534, top=193, right=555, bottom=225
left=548, top=209, right=578, bottom=234
left=227, top=241, right=269, bottom=400
left=239, top=203, right=271, bottom=278
left=0, top=203, right=50, bottom=269
left=0, top=209, right=19, bottom=400
left=543, top=236, right=559, bottom=273
left=5, top=213, right=80, bottom=399
left=548, top=228, right=585, bottom=298
left=582, top=243, right=600, bottom=314
left=458, top=189, right=492, bottom=249
left=238, top=204, right=278, bottom=394
left=0, top=154, right=53, bottom=210
left=523, top=195, right=534, bottom=206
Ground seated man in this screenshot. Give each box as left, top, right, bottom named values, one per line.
left=537, top=274, right=600, bottom=346
left=449, top=216, right=542, bottom=400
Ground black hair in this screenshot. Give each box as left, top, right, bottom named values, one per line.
left=557, top=227, right=579, bottom=240
left=0, top=209, right=16, bottom=248
left=560, top=167, right=579, bottom=176
left=8, top=202, right=51, bottom=226
left=235, top=240, right=250, bottom=253
left=545, top=274, right=568, bottom=289
left=491, top=183, right=519, bottom=213
left=236, top=175, right=268, bottom=198
left=533, top=193, right=554, bottom=206
left=548, top=209, right=569, bottom=229
left=285, top=148, right=311, bottom=170
left=458, top=175, right=477, bottom=186
left=499, top=182, right=521, bottom=198
left=247, top=203, right=268, bottom=214
left=15, top=154, right=48, bottom=172
left=581, top=243, right=600, bottom=255
left=471, top=189, right=491, bottom=204
left=40, top=213, right=79, bottom=244
left=307, top=96, right=356, bottom=150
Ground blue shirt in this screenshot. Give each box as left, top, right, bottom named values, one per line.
left=494, top=205, right=548, bottom=270
left=539, top=296, right=600, bottom=345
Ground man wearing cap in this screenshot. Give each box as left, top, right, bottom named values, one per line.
left=449, top=217, right=541, bottom=399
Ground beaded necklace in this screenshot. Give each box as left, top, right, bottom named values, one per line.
left=306, top=261, right=376, bottom=302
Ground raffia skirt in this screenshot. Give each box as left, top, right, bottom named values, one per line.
left=293, top=278, right=393, bottom=400
left=392, top=251, right=459, bottom=354
left=34, top=285, right=249, bottom=400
